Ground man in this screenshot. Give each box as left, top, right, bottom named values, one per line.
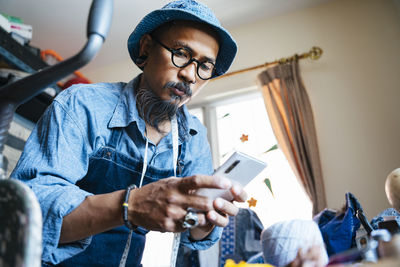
left=12, top=1, right=247, bottom=266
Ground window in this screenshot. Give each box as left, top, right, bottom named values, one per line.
left=192, top=92, right=312, bottom=228
left=187, top=107, right=204, bottom=124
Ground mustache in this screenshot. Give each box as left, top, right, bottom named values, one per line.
left=164, top=81, right=192, bottom=98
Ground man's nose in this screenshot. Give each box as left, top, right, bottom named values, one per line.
left=178, top=62, right=197, bottom=84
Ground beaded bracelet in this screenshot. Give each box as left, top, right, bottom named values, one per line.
left=122, top=184, right=137, bottom=230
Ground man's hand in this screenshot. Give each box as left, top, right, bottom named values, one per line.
left=190, top=179, right=247, bottom=240
left=59, top=174, right=247, bottom=244
left=287, top=246, right=327, bottom=267
left=128, top=174, right=247, bottom=237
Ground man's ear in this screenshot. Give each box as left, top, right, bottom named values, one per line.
left=136, top=34, right=153, bottom=66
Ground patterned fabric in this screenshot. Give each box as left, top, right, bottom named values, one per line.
left=219, top=209, right=264, bottom=266
left=186, top=209, right=263, bottom=266
left=0, top=179, right=42, bottom=267
left=220, top=216, right=236, bottom=267
left=370, top=208, right=400, bottom=230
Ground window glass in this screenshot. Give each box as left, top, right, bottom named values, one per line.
left=215, top=95, right=312, bottom=227
left=188, top=107, right=204, bottom=125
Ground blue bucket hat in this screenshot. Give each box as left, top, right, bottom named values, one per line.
left=127, top=0, right=237, bottom=78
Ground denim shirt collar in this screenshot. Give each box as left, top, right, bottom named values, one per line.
left=108, top=75, right=199, bottom=139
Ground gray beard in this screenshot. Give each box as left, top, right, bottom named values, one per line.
left=135, top=86, right=187, bottom=134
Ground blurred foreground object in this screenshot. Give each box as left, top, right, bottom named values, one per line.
left=0, top=179, right=42, bottom=267
left=378, top=233, right=400, bottom=260
left=224, top=259, right=274, bottom=267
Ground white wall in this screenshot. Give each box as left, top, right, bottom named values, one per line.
left=86, top=0, right=400, bottom=218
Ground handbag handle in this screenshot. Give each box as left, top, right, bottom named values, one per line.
left=356, top=209, right=373, bottom=234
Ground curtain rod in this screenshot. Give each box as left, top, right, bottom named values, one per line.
left=213, top=46, right=323, bottom=80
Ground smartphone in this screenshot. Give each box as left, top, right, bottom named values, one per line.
left=196, top=151, right=267, bottom=200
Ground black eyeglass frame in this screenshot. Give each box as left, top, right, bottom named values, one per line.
left=151, top=36, right=216, bottom=80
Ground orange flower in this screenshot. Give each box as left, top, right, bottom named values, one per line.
left=240, top=134, right=248, bottom=142
left=247, top=197, right=257, bottom=207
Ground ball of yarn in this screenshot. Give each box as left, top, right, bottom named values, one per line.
left=261, top=219, right=328, bottom=267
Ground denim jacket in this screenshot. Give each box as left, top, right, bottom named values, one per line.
left=11, top=76, right=222, bottom=265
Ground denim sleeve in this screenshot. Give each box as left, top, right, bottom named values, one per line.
left=11, top=100, right=93, bottom=264
left=180, top=226, right=223, bottom=250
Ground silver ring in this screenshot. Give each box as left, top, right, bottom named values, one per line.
left=182, top=210, right=199, bottom=229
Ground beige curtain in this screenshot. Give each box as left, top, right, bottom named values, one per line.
left=257, top=60, right=326, bottom=215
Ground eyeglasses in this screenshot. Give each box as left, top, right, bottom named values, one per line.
left=152, top=36, right=216, bottom=80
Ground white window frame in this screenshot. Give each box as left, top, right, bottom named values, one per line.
left=189, top=86, right=261, bottom=169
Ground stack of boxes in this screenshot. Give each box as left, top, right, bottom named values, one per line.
left=0, top=13, right=32, bottom=46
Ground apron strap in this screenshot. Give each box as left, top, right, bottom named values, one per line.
left=170, top=115, right=181, bottom=267
left=171, top=115, right=179, bottom=177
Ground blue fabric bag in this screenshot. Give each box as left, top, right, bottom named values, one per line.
left=314, top=192, right=362, bottom=256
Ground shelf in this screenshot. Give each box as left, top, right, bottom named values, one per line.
left=0, top=27, right=58, bottom=123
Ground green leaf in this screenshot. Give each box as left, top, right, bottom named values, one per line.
left=264, top=144, right=278, bottom=154
left=220, top=113, right=230, bottom=119
left=264, top=178, right=274, bottom=197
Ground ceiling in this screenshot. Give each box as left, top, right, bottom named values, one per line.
left=0, top=0, right=331, bottom=74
